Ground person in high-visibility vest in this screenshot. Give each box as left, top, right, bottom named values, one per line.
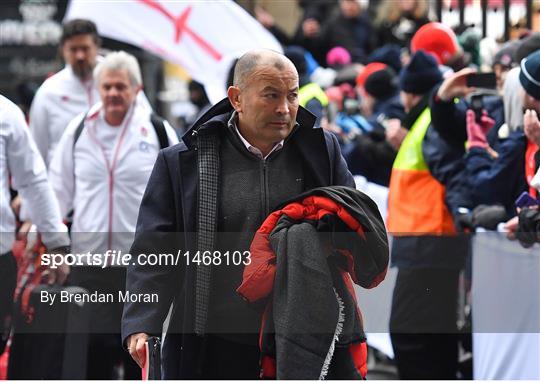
left=387, top=50, right=469, bottom=380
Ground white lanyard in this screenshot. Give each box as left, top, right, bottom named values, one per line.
left=87, top=106, right=134, bottom=250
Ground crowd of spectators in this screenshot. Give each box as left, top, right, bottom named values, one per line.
left=254, top=0, right=540, bottom=378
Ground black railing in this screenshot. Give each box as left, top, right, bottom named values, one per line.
left=430, top=0, right=534, bottom=41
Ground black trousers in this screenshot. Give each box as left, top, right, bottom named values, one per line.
left=0, top=252, right=17, bottom=355
left=389, top=267, right=460, bottom=380
left=68, top=266, right=139, bottom=380
left=199, top=334, right=261, bottom=379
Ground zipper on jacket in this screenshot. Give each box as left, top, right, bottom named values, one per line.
left=260, top=160, right=270, bottom=219
left=107, top=173, right=114, bottom=253
left=260, top=149, right=282, bottom=219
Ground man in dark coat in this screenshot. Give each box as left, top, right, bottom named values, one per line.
left=121, top=49, right=355, bottom=379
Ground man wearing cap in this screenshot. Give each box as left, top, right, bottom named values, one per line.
left=344, top=62, right=404, bottom=186
left=387, top=50, right=469, bottom=379
left=504, top=50, right=540, bottom=237
left=492, top=40, right=521, bottom=91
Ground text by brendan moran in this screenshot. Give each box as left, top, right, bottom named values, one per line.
left=40, top=290, right=159, bottom=306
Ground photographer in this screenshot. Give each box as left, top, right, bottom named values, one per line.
left=428, top=64, right=523, bottom=222
left=460, top=49, right=540, bottom=216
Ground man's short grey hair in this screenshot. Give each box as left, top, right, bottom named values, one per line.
left=93, top=51, right=142, bottom=87
left=233, top=49, right=295, bottom=89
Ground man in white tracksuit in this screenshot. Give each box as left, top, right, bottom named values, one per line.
left=0, top=94, right=70, bottom=354
left=29, top=19, right=101, bottom=167
left=49, top=51, right=178, bottom=379
left=29, top=18, right=151, bottom=167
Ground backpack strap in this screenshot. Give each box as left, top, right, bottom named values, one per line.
left=150, top=113, right=169, bottom=150
left=73, top=113, right=87, bottom=148
left=74, top=112, right=170, bottom=150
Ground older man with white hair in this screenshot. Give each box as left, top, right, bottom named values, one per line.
left=49, top=50, right=178, bottom=379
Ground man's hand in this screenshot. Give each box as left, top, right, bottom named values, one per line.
left=10, top=195, right=22, bottom=218
left=436, top=68, right=477, bottom=102
left=43, top=263, right=70, bottom=285
left=41, top=246, right=70, bottom=285
left=524, top=109, right=540, bottom=146
left=385, top=119, right=408, bottom=150
left=504, top=216, right=519, bottom=241
left=127, top=332, right=150, bottom=368
left=17, top=220, right=33, bottom=242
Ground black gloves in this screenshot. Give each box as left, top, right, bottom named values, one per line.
left=455, top=204, right=508, bottom=232
left=516, top=208, right=540, bottom=248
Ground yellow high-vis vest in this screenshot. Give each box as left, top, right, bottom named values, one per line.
left=299, top=83, right=329, bottom=108
left=387, top=107, right=456, bottom=235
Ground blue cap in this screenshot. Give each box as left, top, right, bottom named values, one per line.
left=519, top=49, right=540, bottom=100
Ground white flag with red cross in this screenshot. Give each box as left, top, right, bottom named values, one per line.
left=64, top=0, right=283, bottom=103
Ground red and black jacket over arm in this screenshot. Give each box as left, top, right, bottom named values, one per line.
left=237, top=186, right=389, bottom=379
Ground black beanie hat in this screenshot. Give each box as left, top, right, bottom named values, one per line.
left=368, top=44, right=402, bottom=73
left=364, top=67, right=398, bottom=99
left=399, top=50, right=443, bottom=94
left=284, top=45, right=307, bottom=76
left=519, top=49, right=540, bottom=100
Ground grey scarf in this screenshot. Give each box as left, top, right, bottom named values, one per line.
left=194, top=132, right=220, bottom=336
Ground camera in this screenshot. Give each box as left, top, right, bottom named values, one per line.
left=470, top=94, right=484, bottom=123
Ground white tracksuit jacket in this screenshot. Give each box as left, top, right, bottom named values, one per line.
left=49, top=99, right=178, bottom=263
left=0, top=95, right=69, bottom=255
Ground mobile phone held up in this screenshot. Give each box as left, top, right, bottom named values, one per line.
left=466, top=72, right=497, bottom=89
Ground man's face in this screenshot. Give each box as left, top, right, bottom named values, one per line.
left=230, top=63, right=299, bottom=151
left=522, top=88, right=540, bottom=114
left=340, top=0, right=361, bottom=18
left=359, top=87, right=375, bottom=117
left=98, top=69, right=139, bottom=125
left=400, top=91, right=417, bottom=113
left=494, top=64, right=510, bottom=92
left=62, top=34, right=98, bottom=80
